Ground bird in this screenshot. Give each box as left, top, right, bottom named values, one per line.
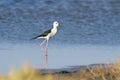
left=32, top=21, right=59, bottom=56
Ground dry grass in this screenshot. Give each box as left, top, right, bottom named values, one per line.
left=1, top=60, right=120, bottom=80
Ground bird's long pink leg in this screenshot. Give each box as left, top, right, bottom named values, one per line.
left=45, top=40, right=49, bottom=68
left=45, top=55, right=48, bottom=69
left=40, top=39, right=49, bottom=69
left=40, top=39, right=47, bottom=53
left=40, top=39, right=47, bottom=69
left=45, top=40, right=48, bottom=56
left=40, top=56, right=45, bottom=69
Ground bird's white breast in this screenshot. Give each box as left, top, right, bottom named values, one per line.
left=50, top=28, right=57, bottom=37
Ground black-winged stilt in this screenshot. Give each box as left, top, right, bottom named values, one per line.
left=32, top=21, right=59, bottom=56
left=33, top=21, right=59, bottom=56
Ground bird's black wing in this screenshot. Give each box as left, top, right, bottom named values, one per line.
left=31, top=29, right=51, bottom=39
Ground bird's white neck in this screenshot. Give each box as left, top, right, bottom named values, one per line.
left=53, top=25, right=58, bottom=29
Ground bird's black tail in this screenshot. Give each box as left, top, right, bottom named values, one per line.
left=30, top=34, right=42, bottom=40
left=30, top=36, right=38, bottom=40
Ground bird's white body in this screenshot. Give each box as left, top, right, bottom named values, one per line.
left=37, top=21, right=59, bottom=40
left=39, top=27, right=57, bottom=40
left=49, top=27, right=57, bottom=37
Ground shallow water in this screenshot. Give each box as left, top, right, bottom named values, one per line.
left=0, top=43, right=120, bottom=74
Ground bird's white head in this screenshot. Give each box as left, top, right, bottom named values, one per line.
left=53, top=21, right=59, bottom=28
